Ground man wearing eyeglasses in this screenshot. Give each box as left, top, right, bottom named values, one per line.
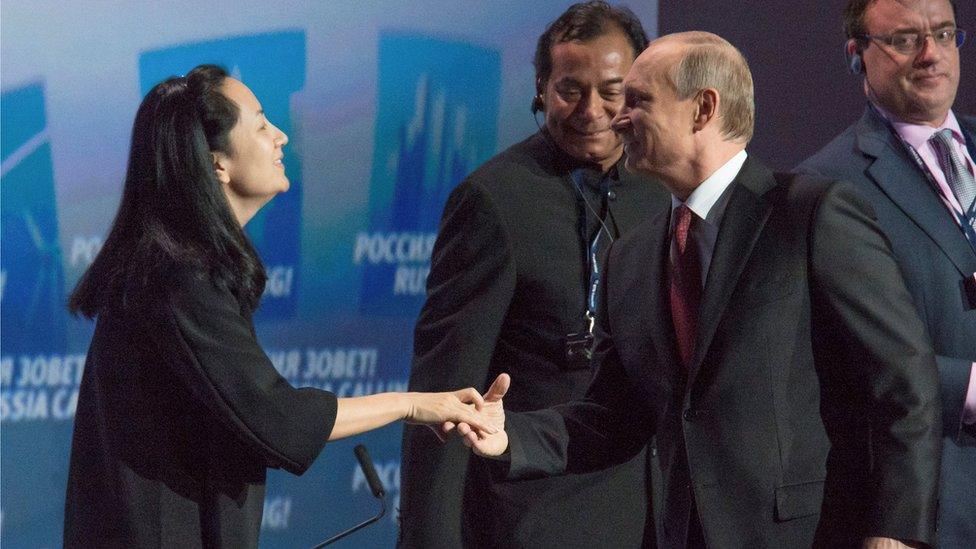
left=800, top=1, right=975, bottom=545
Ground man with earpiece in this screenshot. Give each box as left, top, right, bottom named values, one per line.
left=398, top=2, right=668, bottom=547
left=800, top=2, right=975, bottom=545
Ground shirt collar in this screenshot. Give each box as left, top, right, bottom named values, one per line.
left=540, top=128, right=624, bottom=185
left=872, top=103, right=965, bottom=150
left=671, top=149, right=748, bottom=225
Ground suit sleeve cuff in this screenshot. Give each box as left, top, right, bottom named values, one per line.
left=503, top=412, right=531, bottom=479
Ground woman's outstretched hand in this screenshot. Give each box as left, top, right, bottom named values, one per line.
left=330, top=377, right=509, bottom=442
left=404, top=380, right=503, bottom=437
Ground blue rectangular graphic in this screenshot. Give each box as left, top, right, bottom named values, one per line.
left=1, top=82, right=67, bottom=354
left=359, top=33, right=501, bottom=315
left=0, top=81, right=74, bottom=548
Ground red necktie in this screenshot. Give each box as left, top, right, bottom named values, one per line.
left=670, top=205, right=702, bottom=368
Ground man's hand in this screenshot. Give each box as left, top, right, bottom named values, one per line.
left=447, top=373, right=510, bottom=457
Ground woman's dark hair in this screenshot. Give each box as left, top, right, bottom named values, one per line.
left=69, top=64, right=267, bottom=317
left=533, top=1, right=648, bottom=91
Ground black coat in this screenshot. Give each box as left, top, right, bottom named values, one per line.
left=505, top=158, right=942, bottom=548
left=64, top=267, right=336, bottom=548
left=399, top=132, right=669, bottom=548
left=799, top=108, right=976, bottom=547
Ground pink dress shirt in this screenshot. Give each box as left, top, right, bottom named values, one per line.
left=880, top=107, right=976, bottom=426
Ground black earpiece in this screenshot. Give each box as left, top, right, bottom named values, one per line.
left=531, top=93, right=544, bottom=114
left=849, top=51, right=863, bottom=74
left=531, top=78, right=544, bottom=114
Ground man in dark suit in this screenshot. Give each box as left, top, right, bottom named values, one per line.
left=398, top=2, right=667, bottom=547
left=458, top=31, right=942, bottom=548
left=799, top=1, right=975, bottom=545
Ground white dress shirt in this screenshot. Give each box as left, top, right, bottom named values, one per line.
left=669, top=149, right=748, bottom=287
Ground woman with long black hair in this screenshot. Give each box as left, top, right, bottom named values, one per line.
left=63, top=64, right=505, bottom=547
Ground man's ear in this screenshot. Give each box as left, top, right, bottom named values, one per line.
left=212, top=152, right=231, bottom=185
left=693, top=88, right=720, bottom=132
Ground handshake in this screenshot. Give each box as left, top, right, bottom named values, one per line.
left=413, top=374, right=511, bottom=458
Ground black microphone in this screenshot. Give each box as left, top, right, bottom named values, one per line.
left=310, top=445, right=387, bottom=548
left=355, top=444, right=385, bottom=498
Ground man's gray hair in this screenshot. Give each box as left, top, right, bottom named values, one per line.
left=666, top=31, right=755, bottom=143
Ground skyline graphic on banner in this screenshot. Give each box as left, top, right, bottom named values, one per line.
left=0, top=82, right=67, bottom=354
left=358, top=33, right=501, bottom=315
left=138, top=31, right=306, bottom=320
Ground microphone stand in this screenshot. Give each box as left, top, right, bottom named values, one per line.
left=310, top=445, right=387, bottom=548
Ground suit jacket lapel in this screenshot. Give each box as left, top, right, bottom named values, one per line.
left=962, top=115, right=976, bottom=160
left=856, top=108, right=976, bottom=276
left=642, top=207, right=679, bottom=379
left=689, top=157, right=776, bottom=385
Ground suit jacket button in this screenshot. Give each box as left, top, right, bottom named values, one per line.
left=683, top=409, right=695, bottom=421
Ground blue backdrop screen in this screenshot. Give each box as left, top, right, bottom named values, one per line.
left=0, top=2, right=657, bottom=546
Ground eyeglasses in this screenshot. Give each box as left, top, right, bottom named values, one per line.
left=858, top=28, right=966, bottom=54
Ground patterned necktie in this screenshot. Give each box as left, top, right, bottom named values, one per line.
left=930, top=129, right=976, bottom=227
left=670, top=205, right=702, bottom=368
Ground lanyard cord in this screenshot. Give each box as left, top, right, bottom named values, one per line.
left=570, top=169, right=615, bottom=333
